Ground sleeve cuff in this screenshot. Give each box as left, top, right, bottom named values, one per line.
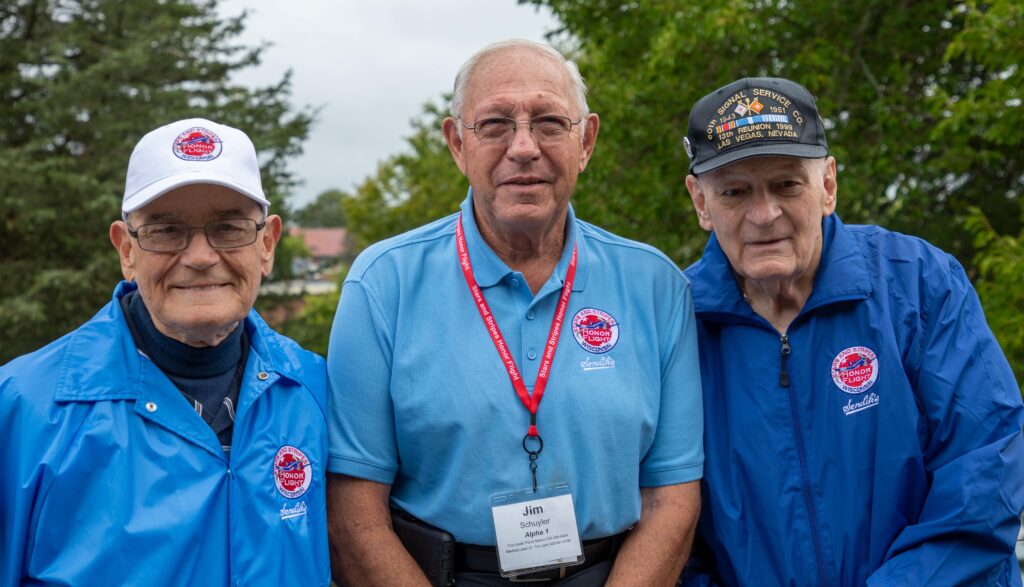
left=640, top=462, right=704, bottom=487
left=327, top=454, right=397, bottom=484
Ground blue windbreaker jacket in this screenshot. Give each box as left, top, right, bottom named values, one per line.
left=682, top=215, right=1024, bottom=586
left=0, top=282, right=330, bottom=586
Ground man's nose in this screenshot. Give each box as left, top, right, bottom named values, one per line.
left=179, top=227, right=220, bottom=268
left=747, top=191, right=783, bottom=225
left=506, top=123, right=541, bottom=161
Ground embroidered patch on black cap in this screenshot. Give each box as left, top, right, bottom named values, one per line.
left=684, top=77, right=828, bottom=175
left=705, top=88, right=804, bottom=152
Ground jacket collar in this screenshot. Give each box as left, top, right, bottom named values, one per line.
left=459, top=190, right=588, bottom=293
left=55, top=281, right=302, bottom=401
left=688, top=213, right=871, bottom=318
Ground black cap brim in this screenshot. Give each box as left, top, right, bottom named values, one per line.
left=691, top=143, right=828, bottom=175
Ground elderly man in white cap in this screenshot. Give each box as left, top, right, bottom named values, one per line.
left=0, top=119, right=330, bottom=586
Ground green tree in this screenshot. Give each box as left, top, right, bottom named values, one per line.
left=0, top=0, right=312, bottom=362
left=293, top=188, right=349, bottom=227
left=965, top=207, right=1024, bottom=385
left=274, top=283, right=342, bottom=358
left=523, top=0, right=1022, bottom=264
left=342, top=101, right=466, bottom=251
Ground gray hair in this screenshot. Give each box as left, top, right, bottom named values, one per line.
left=450, top=39, right=590, bottom=121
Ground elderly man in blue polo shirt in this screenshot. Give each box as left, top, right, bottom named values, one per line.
left=326, top=39, right=704, bottom=586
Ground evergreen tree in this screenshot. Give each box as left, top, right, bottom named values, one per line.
left=0, top=0, right=312, bottom=362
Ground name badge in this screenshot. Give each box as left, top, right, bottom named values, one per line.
left=490, top=484, right=584, bottom=577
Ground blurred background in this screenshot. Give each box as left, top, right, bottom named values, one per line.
left=1, top=0, right=1021, bottom=401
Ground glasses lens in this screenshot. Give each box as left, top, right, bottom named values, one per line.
left=473, top=118, right=516, bottom=142
left=206, top=219, right=257, bottom=248
left=137, top=223, right=188, bottom=252
left=532, top=115, right=572, bottom=140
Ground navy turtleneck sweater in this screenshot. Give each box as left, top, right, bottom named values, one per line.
left=120, top=289, right=248, bottom=453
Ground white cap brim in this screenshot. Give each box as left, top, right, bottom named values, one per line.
left=122, top=171, right=270, bottom=216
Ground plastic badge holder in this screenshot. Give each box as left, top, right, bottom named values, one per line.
left=490, top=483, right=584, bottom=578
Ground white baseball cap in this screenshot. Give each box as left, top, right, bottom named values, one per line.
left=122, top=118, right=269, bottom=216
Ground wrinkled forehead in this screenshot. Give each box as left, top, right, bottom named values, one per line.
left=130, top=184, right=263, bottom=224
left=464, top=49, right=576, bottom=116
left=703, top=155, right=824, bottom=182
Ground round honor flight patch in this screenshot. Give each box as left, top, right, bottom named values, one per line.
left=571, top=308, right=619, bottom=354
left=274, top=445, right=312, bottom=499
left=172, top=126, right=222, bottom=161
left=831, top=346, right=879, bottom=394
left=706, top=88, right=805, bottom=153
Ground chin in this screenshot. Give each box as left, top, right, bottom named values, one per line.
left=739, top=263, right=799, bottom=283
left=169, top=312, right=246, bottom=342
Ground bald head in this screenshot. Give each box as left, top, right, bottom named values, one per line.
left=450, top=39, right=589, bottom=121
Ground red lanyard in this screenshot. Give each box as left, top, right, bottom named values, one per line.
left=455, top=213, right=577, bottom=440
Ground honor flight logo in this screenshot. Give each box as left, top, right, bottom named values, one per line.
left=274, top=445, right=312, bottom=499
left=571, top=308, right=619, bottom=354
left=172, top=126, right=222, bottom=161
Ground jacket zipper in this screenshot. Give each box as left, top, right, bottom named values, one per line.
left=780, top=333, right=830, bottom=587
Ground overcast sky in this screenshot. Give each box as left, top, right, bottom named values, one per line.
left=218, top=1, right=561, bottom=208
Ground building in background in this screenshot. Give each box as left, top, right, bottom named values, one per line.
left=289, top=226, right=349, bottom=280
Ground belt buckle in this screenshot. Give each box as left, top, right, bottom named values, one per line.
left=507, top=563, right=567, bottom=582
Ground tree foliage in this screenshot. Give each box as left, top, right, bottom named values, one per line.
left=339, top=0, right=1022, bottom=390
left=0, top=0, right=311, bottom=362
left=965, top=207, right=1024, bottom=384
left=293, top=188, right=349, bottom=227
left=517, top=0, right=1022, bottom=264
left=342, top=101, right=466, bottom=251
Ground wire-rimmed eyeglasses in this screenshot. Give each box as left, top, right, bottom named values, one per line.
left=127, top=218, right=266, bottom=252
left=460, top=114, right=583, bottom=144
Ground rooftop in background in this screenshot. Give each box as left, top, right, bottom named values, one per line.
left=289, top=227, right=348, bottom=259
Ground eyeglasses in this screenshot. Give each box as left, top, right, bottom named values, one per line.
left=127, top=218, right=266, bottom=252
left=460, top=114, right=583, bottom=144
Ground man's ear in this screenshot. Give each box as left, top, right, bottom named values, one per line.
left=260, top=215, right=283, bottom=277
left=684, top=175, right=713, bottom=232
left=578, top=113, right=600, bottom=173
left=822, top=156, right=838, bottom=217
left=109, top=220, right=136, bottom=280
left=441, top=117, right=468, bottom=176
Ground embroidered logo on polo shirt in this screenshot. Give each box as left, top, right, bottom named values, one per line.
left=274, top=445, right=312, bottom=499
left=571, top=308, right=619, bottom=354
left=172, top=126, right=222, bottom=161
left=580, top=356, right=616, bottom=371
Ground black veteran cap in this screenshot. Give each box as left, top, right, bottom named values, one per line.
left=684, top=77, right=828, bottom=174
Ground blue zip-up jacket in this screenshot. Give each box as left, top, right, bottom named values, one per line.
left=0, top=282, right=331, bottom=586
left=682, top=214, right=1024, bottom=586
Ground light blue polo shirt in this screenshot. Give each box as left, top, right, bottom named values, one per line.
left=327, top=193, right=703, bottom=545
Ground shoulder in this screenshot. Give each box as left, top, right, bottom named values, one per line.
left=846, top=223, right=965, bottom=295
left=248, top=312, right=328, bottom=414
left=0, top=300, right=121, bottom=408
left=1, top=333, right=71, bottom=408
left=577, top=219, right=688, bottom=282
left=346, top=213, right=458, bottom=282
left=0, top=323, right=96, bottom=466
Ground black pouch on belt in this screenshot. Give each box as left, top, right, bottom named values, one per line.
left=390, top=506, right=455, bottom=587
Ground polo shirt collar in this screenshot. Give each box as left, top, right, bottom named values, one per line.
left=460, top=190, right=588, bottom=292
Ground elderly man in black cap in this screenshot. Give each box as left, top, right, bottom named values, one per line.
left=680, top=77, right=1024, bottom=586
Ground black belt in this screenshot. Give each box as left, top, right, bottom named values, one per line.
left=455, top=533, right=625, bottom=582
